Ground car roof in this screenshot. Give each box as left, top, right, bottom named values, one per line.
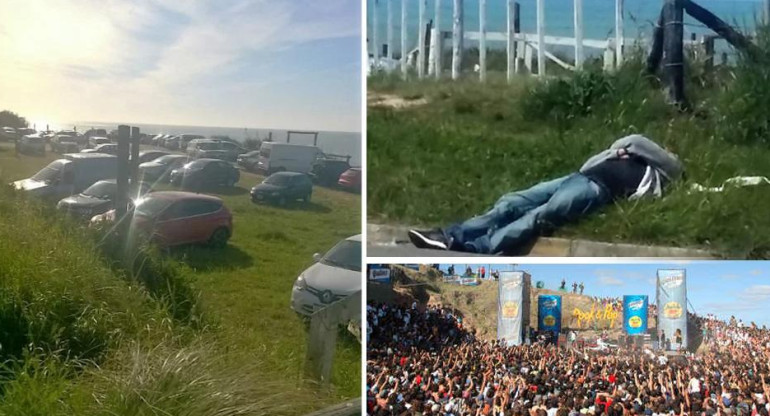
left=270, top=171, right=305, bottom=177
left=139, top=150, right=168, bottom=155
left=192, top=158, right=229, bottom=164
left=64, top=153, right=117, bottom=159
left=144, top=191, right=223, bottom=203
left=345, top=234, right=362, bottom=242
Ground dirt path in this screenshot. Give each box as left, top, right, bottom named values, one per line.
left=367, top=92, right=428, bottom=109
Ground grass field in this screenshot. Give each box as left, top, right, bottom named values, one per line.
left=367, top=41, right=770, bottom=258
left=0, top=142, right=361, bottom=413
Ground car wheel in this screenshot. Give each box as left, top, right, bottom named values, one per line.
left=208, top=227, right=230, bottom=248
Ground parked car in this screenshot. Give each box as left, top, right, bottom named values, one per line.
left=337, top=168, right=361, bottom=193
left=178, top=134, right=206, bottom=151
left=15, top=128, right=36, bottom=137
left=17, top=134, right=47, bottom=155
left=51, top=131, right=83, bottom=153
left=137, top=150, right=170, bottom=164
left=312, top=158, right=351, bottom=186
left=236, top=150, right=260, bottom=171
left=163, top=135, right=180, bottom=150
left=255, top=142, right=321, bottom=174
left=188, top=139, right=245, bottom=161
left=290, top=234, right=362, bottom=316
left=83, top=128, right=107, bottom=139
left=91, top=191, right=233, bottom=248
left=1, top=126, right=17, bottom=141
left=169, top=159, right=240, bottom=189
left=250, top=171, right=313, bottom=205
left=138, top=154, right=189, bottom=182
left=12, top=153, right=117, bottom=201
left=57, top=179, right=151, bottom=220
left=81, top=143, right=118, bottom=155
left=88, top=136, right=111, bottom=148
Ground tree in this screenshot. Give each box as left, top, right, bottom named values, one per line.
left=0, top=110, right=28, bottom=128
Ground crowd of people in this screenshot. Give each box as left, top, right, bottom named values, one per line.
left=367, top=302, right=770, bottom=416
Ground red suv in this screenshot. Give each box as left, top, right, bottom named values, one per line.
left=92, top=191, right=232, bottom=248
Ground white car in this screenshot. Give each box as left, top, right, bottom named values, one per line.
left=291, top=234, right=361, bottom=317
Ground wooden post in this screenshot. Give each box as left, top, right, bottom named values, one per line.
left=435, top=0, right=442, bottom=77
left=401, top=0, right=408, bottom=78
left=574, top=0, right=583, bottom=69
left=372, top=0, right=379, bottom=60
left=663, top=0, right=685, bottom=107
left=129, top=127, right=140, bottom=187
left=418, top=0, right=427, bottom=78
left=305, top=291, right=361, bottom=384
left=646, top=7, right=664, bottom=74
left=452, top=0, right=463, bottom=80
left=683, top=0, right=759, bottom=58
left=536, top=0, right=545, bottom=76
left=479, top=0, right=487, bottom=82
left=507, top=0, right=515, bottom=81
left=387, top=0, right=394, bottom=60
left=615, top=0, right=624, bottom=67
left=703, top=35, right=715, bottom=72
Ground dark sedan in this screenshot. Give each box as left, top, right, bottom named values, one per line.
left=169, top=159, right=240, bottom=189
left=138, top=154, right=189, bottom=182
left=57, top=179, right=151, bottom=220
left=250, top=171, right=312, bottom=205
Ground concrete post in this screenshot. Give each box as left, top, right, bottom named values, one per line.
left=507, top=0, right=515, bottom=81
left=452, top=0, right=463, bottom=79
left=435, top=0, right=442, bottom=78
left=372, top=0, right=379, bottom=60
left=536, top=0, right=545, bottom=76
left=418, top=0, right=427, bottom=78
left=387, top=0, right=394, bottom=59
left=574, top=0, right=583, bottom=69
left=401, top=0, right=408, bottom=78
left=479, top=0, right=487, bottom=82
left=616, top=0, right=624, bottom=67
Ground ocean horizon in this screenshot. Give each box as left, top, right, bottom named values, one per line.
left=34, top=120, right=362, bottom=166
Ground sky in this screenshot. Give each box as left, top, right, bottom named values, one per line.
left=435, top=261, right=770, bottom=327
left=0, top=0, right=361, bottom=132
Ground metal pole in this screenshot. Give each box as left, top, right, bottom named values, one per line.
left=401, top=0, right=408, bottom=78
left=452, top=0, right=463, bottom=79
left=435, top=0, right=442, bottom=78
left=479, top=0, right=487, bottom=82
left=507, top=0, right=515, bottom=81
left=418, top=0, right=427, bottom=78
left=574, top=0, right=583, bottom=69
left=616, top=0, right=624, bottom=67
left=537, top=0, right=545, bottom=76
left=387, top=0, right=394, bottom=59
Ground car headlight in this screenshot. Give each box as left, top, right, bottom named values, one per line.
left=294, top=275, right=307, bottom=290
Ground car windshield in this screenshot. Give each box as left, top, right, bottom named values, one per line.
left=31, top=160, right=68, bottom=182
left=82, top=181, right=116, bottom=199
left=134, top=196, right=173, bottom=218
left=264, top=174, right=291, bottom=185
left=320, top=240, right=361, bottom=272
left=155, top=155, right=183, bottom=165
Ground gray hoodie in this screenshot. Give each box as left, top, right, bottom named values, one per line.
left=579, top=134, right=683, bottom=198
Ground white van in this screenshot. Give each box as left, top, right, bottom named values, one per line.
left=12, top=153, right=117, bottom=201
left=256, top=142, right=321, bottom=174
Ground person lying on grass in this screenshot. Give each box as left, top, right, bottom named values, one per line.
left=408, top=134, right=683, bottom=254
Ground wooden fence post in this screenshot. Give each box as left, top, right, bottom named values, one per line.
left=372, top=0, right=379, bottom=60
left=703, top=35, right=715, bottom=72
left=305, top=292, right=361, bottom=384
left=418, top=0, right=427, bottom=78
left=514, top=3, right=522, bottom=74
left=574, top=0, right=583, bottom=69
left=452, top=0, right=463, bottom=79
left=536, top=0, right=545, bottom=76
left=116, top=125, right=130, bottom=223
left=663, top=0, right=685, bottom=107
left=129, top=127, right=140, bottom=187
left=646, top=8, right=664, bottom=74
left=387, top=0, right=394, bottom=59
left=401, top=0, right=408, bottom=78
left=616, top=0, right=624, bottom=67
left=435, top=0, right=442, bottom=77
left=479, top=0, right=487, bottom=82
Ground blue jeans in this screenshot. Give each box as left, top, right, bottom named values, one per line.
left=445, top=173, right=610, bottom=254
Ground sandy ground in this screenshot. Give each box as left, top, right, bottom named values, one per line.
left=367, top=92, right=428, bottom=108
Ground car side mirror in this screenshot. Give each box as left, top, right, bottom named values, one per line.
left=312, top=253, right=322, bottom=262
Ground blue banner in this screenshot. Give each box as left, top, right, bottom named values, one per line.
left=623, top=295, right=648, bottom=335
left=538, top=295, right=562, bottom=334
left=657, top=269, right=688, bottom=350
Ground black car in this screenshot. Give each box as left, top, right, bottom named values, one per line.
left=169, top=158, right=240, bottom=189
left=57, top=179, right=151, bottom=220
left=312, top=158, right=351, bottom=186
left=250, top=172, right=313, bottom=205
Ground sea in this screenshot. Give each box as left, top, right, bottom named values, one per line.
left=368, top=0, right=765, bottom=57
left=37, top=121, right=362, bottom=166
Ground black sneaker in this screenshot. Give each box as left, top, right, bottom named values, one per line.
left=408, top=228, right=449, bottom=250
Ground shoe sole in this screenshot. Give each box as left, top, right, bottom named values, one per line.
left=408, top=230, right=448, bottom=250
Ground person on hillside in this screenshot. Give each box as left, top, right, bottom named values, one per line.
left=572, top=282, right=578, bottom=293
left=561, top=278, right=567, bottom=291
left=579, top=282, right=584, bottom=294
left=407, top=135, right=684, bottom=254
